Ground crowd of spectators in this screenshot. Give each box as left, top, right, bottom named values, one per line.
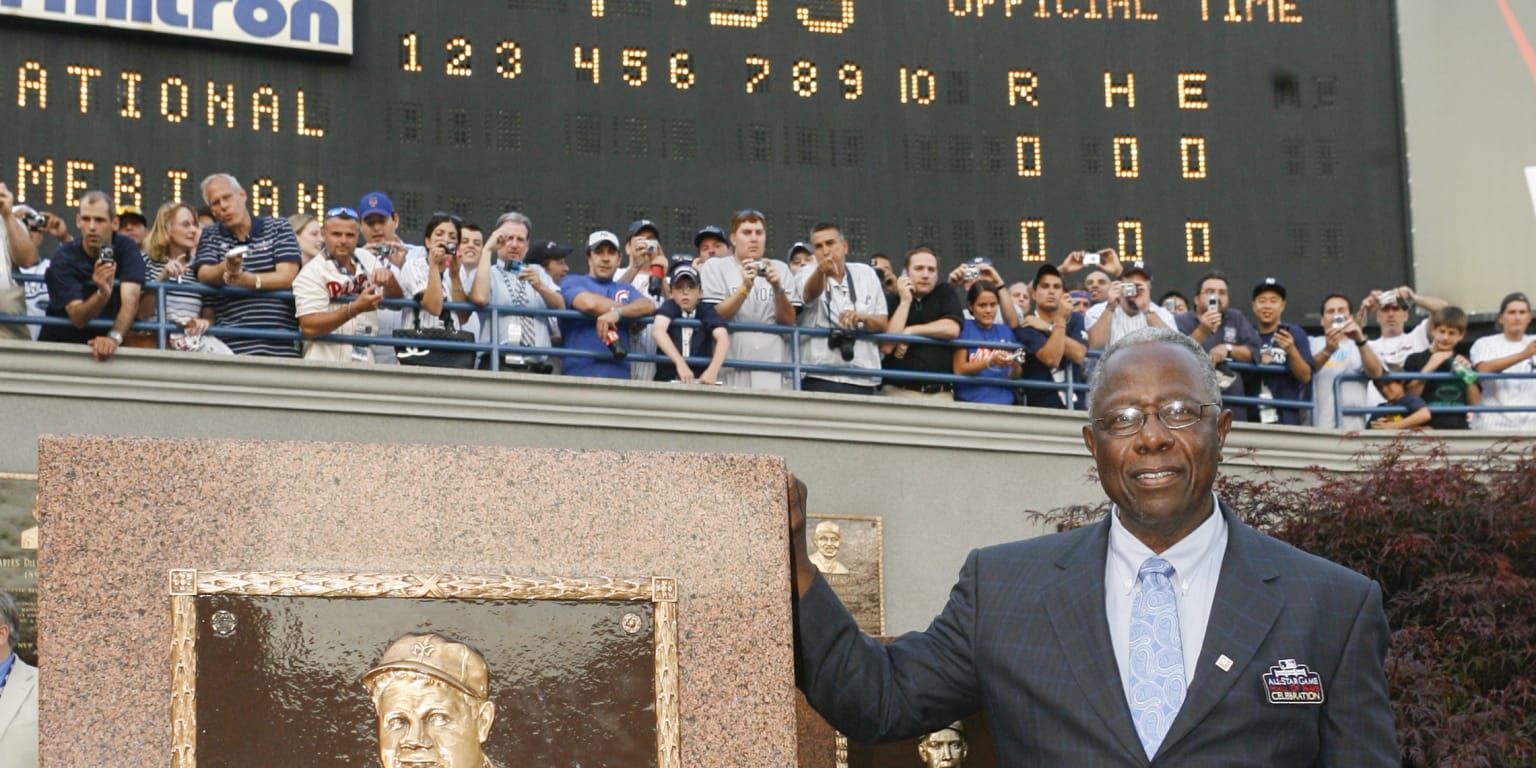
left=4, top=176, right=1536, bottom=431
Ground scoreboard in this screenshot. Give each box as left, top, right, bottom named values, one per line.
left=1, top=0, right=1409, bottom=315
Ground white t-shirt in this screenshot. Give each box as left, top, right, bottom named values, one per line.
left=293, top=248, right=384, bottom=364
left=1082, top=302, right=1176, bottom=348
left=700, top=256, right=802, bottom=389
left=397, top=256, right=461, bottom=332
left=1309, top=336, right=1370, bottom=431
left=795, top=262, right=889, bottom=388
left=1470, top=333, right=1536, bottom=431
left=1366, top=318, right=1431, bottom=406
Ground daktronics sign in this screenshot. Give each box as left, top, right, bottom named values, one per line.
left=0, top=0, right=352, bottom=54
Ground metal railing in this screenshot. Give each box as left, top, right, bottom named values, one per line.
left=1335, top=370, right=1536, bottom=426
left=8, top=272, right=1533, bottom=425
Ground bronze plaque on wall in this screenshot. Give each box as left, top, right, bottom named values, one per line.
left=0, top=473, right=38, bottom=666
left=806, top=515, right=884, bottom=636
left=169, top=571, right=680, bottom=768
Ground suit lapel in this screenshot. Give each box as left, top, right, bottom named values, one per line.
left=0, top=658, right=33, bottom=731
left=1156, top=506, right=1283, bottom=758
left=1043, top=518, right=1148, bottom=765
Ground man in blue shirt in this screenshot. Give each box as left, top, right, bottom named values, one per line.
left=1249, top=277, right=1312, bottom=425
left=0, top=592, right=37, bottom=767
left=38, top=191, right=144, bottom=361
left=1014, top=264, right=1088, bottom=409
left=559, top=230, right=656, bottom=380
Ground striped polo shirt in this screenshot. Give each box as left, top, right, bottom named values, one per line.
left=193, top=216, right=302, bottom=357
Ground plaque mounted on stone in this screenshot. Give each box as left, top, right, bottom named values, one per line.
left=167, top=570, right=678, bottom=767
left=36, top=437, right=796, bottom=768
left=805, top=514, right=884, bottom=635
left=0, top=473, right=38, bottom=666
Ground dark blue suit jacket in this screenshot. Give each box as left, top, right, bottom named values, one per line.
left=795, top=504, right=1397, bottom=766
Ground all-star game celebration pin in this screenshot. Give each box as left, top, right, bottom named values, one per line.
left=1262, top=659, right=1325, bottom=704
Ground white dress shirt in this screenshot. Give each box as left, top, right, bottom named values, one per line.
left=1105, top=493, right=1228, bottom=702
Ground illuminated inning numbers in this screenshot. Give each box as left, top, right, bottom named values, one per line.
left=745, top=56, right=770, bottom=94
left=575, top=46, right=600, bottom=84
left=1118, top=220, right=1144, bottom=258
left=898, top=67, right=936, bottom=105
left=1020, top=219, right=1047, bottom=262
left=711, top=0, right=769, bottom=28
left=792, top=59, right=817, bottom=97
left=1015, top=135, right=1042, bottom=177
left=838, top=62, right=864, bottom=100
left=1181, top=136, right=1208, bottom=179
left=670, top=52, right=697, bottom=90
left=401, top=32, right=422, bottom=73
left=591, top=0, right=605, bottom=16
left=496, top=41, right=523, bottom=80
left=1113, top=136, right=1140, bottom=178
left=623, top=48, right=650, bottom=87
left=446, top=38, right=473, bottom=77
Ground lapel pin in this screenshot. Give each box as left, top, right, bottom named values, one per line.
left=1215, top=654, right=1233, bottom=672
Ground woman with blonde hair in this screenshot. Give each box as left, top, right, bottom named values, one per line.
left=288, top=212, right=323, bottom=265
left=137, top=201, right=230, bottom=353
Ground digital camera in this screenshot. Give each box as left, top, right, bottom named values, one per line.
left=962, top=265, right=980, bottom=281
left=504, top=259, right=525, bottom=273
left=828, top=326, right=859, bottom=361
left=1205, top=294, right=1220, bottom=313
left=19, top=209, right=46, bottom=231
left=1331, top=314, right=1347, bottom=329
left=96, top=244, right=115, bottom=265
left=1122, top=282, right=1139, bottom=298
left=1082, top=251, right=1101, bottom=266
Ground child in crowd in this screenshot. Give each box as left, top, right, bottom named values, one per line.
left=652, top=262, right=729, bottom=384
left=953, top=281, right=1020, bottom=405
left=1403, top=306, right=1480, bottom=430
left=1368, top=376, right=1431, bottom=430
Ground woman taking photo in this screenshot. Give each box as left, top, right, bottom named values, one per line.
left=397, top=211, right=470, bottom=331
left=137, top=201, right=231, bottom=353
left=952, top=281, right=1019, bottom=405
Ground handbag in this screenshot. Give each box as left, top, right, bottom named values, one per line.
left=0, top=284, right=27, bottom=340
left=392, top=304, right=476, bottom=369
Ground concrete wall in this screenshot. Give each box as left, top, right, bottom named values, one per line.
left=0, top=340, right=1514, bottom=633
left=1399, top=0, right=1536, bottom=313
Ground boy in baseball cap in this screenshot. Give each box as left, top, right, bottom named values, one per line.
left=652, top=261, right=729, bottom=384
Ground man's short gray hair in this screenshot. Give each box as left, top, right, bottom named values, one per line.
left=1087, top=326, right=1222, bottom=412
left=76, top=190, right=111, bottom=210
left=199, top=173, right=242, bottom=201
left=0, top=592, right=19, bottom=651
left=494, top=211, right=532, bottom=234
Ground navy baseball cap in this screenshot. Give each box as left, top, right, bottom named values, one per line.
left=626, top=219, right=660, bottom=242
left=526, top=240, right=573, bottom=266
left=694, top=225, right=728, bottom=249
left=670, top=262, right=701, bottom=285
left=1252, top=277, right=1286, bottom=300
left=787, top=242, right=812, bottom=259
left=359, top=192, right=394, bottom=219
left=1122, top=260, right=1153, bottom=281
left=1499, top=292, right=1530, bottom=313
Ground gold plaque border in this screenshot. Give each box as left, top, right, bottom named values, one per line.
left=169, top=570, right=682, bottom=768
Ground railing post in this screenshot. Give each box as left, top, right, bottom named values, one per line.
left=791, top=325, right=802, bottom=391
left=489, top=307, right=501, bottom=372
left=156, top=281, right=169, bottom=350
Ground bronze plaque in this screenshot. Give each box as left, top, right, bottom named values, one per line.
left=807, top=515, right=885, bottom=635
left=0, top=473, right=38, bottom=666
left=170, top=571, right=680, bottom=768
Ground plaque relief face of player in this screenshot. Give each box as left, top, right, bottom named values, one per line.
left=917, top=723, right=967, bottom=768
left=363, top=633, right=498, bottom=768
left=810, top=521, right=849, bottom=575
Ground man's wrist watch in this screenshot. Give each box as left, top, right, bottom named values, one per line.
left=107, top=330, right=123, bottom=343
left=608, top=306, right=622, bottom=319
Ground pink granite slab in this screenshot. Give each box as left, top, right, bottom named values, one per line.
left=35, top=435, right=796, bottom=767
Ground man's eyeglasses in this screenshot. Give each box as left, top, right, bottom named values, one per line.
left=325, top=206, right=359, bottom=220
left=1093, top=401, right=1218, bottom=437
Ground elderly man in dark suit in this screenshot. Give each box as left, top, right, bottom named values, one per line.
left=791, top=326, right=1397, bottom=766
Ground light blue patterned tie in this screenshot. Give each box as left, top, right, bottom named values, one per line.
left=1128, top=556, right=1185, bottom=759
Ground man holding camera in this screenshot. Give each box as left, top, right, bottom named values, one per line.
left=1174, top=270, right=1262, bottom=421
left=1249, top=277, right=1313, bottom=425
left=1083, top=261, right=1173, bottom=351
left=468, top=214, right=565, bottom=373
left=700, top=209, right=800, bottom=389
left=37, top=191, right=144, bottom=360
left=1015, top=264, right=1087, bottom=409
left=882, top=247, right=964, bottom=397
left=193, top=173, right=302, bottom=357
left=796, top=222, right=889, bottom=395
left=292, top=207, right=402, bottom=363
left=618, top=219, right=670, bottom=380
left=0, top=183, right=41, bottom=341
left=1361, top=285, right=1447, bottom=372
